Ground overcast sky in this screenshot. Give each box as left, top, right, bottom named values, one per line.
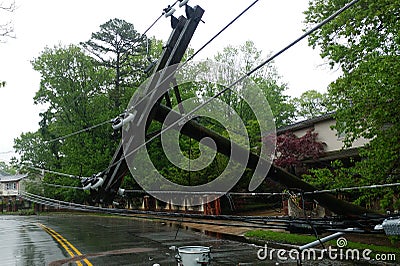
left=0, top=0, right=341, bottom=163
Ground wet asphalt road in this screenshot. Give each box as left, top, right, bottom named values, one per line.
left=1, top=214, right=271, bottom=266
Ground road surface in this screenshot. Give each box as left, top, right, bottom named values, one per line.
left=1, top=214, right=269, bottom=265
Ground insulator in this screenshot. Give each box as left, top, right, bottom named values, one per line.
left=118, top=188, right=125, bottom=196
left=112, top=112, right=135, bottom=130
left=164, top=7, right=176, bottom=18
left=81, top=178, right=92, bottom=190
left=112, top=117, right=123, bottom=130
left=91, top=177, right=104, bottom=189
left=179, top=0, right=189, bottom=8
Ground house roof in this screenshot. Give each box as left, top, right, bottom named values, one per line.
left=0, top=169, right=10, bottom=176
left=302, top=147, right=360, bottom=163
left=0, top=173, right=28, bottom=182
left=276, top=112, right=335, bottom=134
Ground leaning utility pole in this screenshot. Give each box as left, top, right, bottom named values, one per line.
left=87, top=5, right=205, bottom=204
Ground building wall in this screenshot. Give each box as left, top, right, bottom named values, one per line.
left=292, top=118, right=369, bottom=153
left=0, top=181, right=19, bottom=196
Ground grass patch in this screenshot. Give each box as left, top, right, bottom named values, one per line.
left=245, top=230, right=317, bottom=244
left=245, top=230, right=400, bottom=255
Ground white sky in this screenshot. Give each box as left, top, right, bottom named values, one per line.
left=0, top=0, right=341, bottom=163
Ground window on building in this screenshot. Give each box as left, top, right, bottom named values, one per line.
left=5, top=182, right=17, bottom=190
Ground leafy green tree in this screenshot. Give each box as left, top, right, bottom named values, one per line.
left=81, top=18, right=148, bottom=112
left=13, top=131, right=55, bottom=169
left=208, top=41, right=295, bottom=128
left=13, top=16, right=162, bottom=203
left=305, top=0, right=400, bottom=209
left=31, top=44, right=114, bottom=172
left=0, top=161, right=16, bottom=174
left=291, top=90, right=329, bottom=120
left=14, top=44, right=114, bottom=201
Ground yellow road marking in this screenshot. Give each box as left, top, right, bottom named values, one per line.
left=39, top=224, right=82, bottom=266
left=38, top=223, right=92, bottom=266
left=44, top=225, right=92, bottom=266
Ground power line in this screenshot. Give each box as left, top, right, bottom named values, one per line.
left=25, top=165, right=88, bottom=179
left=33, top=179, right=400, bottom=197
left=20, top=191, right=388, bottom=226
left=186, top=0, right=260, bottom=62
left=303, top=182, right=400, bottom=195
left=0, top=150, right=14, bottom=155
left=105, top=0, right=362, bottom=174
left=42, top=183, right=85, bottom=190
left=44, top=120, right=112, bottom=144
left=143, top=1, right=180, bottom=35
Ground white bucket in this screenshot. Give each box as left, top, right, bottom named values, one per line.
left=176, top=246, right=211, bottom=266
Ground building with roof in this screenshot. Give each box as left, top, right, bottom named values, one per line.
left=277, top=113, right=371, bottom=217
left=0, top=171, right=28, bottom=212
left=277, top=113, right=369, bottom=167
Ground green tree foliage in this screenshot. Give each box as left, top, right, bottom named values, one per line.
left=304, top=0, right=400, bottom=209
left=32, top=44, right=114, bottom=172
left=81, top=18, right=147, bottom=112
left=13, top=18, right=157, bottom=203
left=13, top=44, right=115, bottom=201
left=303, top=161, right=358, bottom=191
left=291, top=90, right=330, bottom=120
left=145, top=41, right=296, bottom=191
left=211, top=41, right=295, bottom=128
left=0, top=161, right=16, bottom=174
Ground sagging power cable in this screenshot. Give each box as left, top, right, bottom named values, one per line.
left=29, top=165, right=400, bottom=197
left=26, top=165, right=87, bottom=179
left=20, top=191, right=388, bottom=233
left=303, top=182, right=400, bottom=195
left=44, top=120, right=112, bottom=145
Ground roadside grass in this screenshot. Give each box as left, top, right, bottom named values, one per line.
left=0, top=209, right=36, bottom=215
left=244, top=230, right=400, bottom=256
